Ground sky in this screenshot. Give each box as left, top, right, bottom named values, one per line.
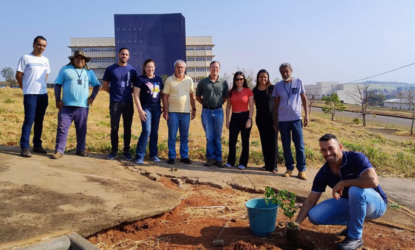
left=1, top=0, right=414, bottom=85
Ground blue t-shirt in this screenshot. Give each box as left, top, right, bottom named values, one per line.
left=312, top=151, right=388, bottom=204
left=272, top=78, right=305, bottom=122
left=102, top=64, right=137, bottom=102
left=134, top=75, right=164, bottom=106
left=54, top=65, right=101, bottom=108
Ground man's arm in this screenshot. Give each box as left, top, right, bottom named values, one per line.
left=190, top=93, right=196, bottom=120
left=163, top=94, right=169, bottom=120
left=295, top=191, right=322, bottom=225
left=87, top=85, right=100, bottom=106
left=54, top=84, right=63, bottom=110
left=301, top=93, right=309, bottom=127
left=16, top=72, right=24, bottom=89
left=102, top=80, right=110, bottom=93
left=273, top=97, right=280, bottom=131
left=332, top=168, right=379, bottom=200
left=196, top=96, right=203, bottom=105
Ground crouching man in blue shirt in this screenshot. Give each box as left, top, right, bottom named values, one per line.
left=295, top=133, right=387, bottom=250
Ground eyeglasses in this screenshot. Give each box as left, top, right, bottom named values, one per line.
left=236, top=78, right=244, bottom=81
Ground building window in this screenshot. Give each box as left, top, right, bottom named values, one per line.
left=196, top=57, right=206, bottom=61
left=206, top=46, right=213, bottom=50
left=90, top=58, right=102, bottom=63
left=196, top=68, right=206, bottom=72
left=102, top=58, right=114, bottom=63
left=195, top=46, right=206, bottom=50
left=207, top=57, right=213, bottom=61
left=186, top=46, right=194, bottom=51
left=186, top=57, right=194, bottom=61
left=82, top=48, right=90, bottom=52
left=187, top=68, right=195, bottom=72
left=194, top=78, right=200, bottom=83
left=90, top=47, right=102, bottom=52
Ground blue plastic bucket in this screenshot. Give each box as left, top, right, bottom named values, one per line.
left=245, top=198, right=279, bottom=237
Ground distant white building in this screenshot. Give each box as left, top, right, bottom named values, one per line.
left=304, top=82, right=372, bottom=104
left=384, top=99, right=413, bottom=110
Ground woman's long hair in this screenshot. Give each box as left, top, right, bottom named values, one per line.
left=255, top=69, right=271, bottom=94
left=142, top=59, right=156, bottom=76
left=229, top=71, right=248, bottom=98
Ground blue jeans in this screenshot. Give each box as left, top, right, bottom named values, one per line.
left=308, top=187, right=387, bottom=239
left=167, top=112, right=190, bottom=159
left=20, top=94, right=48, bottom=149
left=279, top=119, right=306, bottom=171
left=135, top=103, right=162, bottom=160
left=201, top=107, right=224, bottom=161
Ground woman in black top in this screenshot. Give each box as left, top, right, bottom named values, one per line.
left=252, top=69, right=278, bottom=173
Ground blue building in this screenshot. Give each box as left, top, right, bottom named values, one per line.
left=114, top=14, right=186, bottom=77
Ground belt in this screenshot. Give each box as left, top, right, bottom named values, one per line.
left=203, top=105, right=222, bottom=110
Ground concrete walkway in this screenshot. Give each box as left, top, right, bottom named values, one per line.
left=1, top=145, right=414, bottom=249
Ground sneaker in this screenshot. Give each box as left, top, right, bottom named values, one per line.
left=340, top=227, right=348, bottom=236
left=204, top=158, right=216, bottom=167
left=51, top=151, right=63, bottom=159
left=225, top=163, right=232, bottom=168
left=21, top=148, right=32, bottom=158
left=33, top=146, right=47, bottom=154
left=337, top=236, right=363, bottom=250
left=215, top=160, right=225, bottom=168
left=76, top=151, right=88, bottom=157
left=180, top=158, right=192, bottom=164
left=151, top=156, right=161, bottom=163
left=134, top=158, right=144, bottom=164
left=167, top=158, right=175, bottom=165
left=122, top=152, right=133, bottom=161
left=283, top=170, right=293, bottom=177
left=298, top=171, right=308, bottom=180
left=106, top=151, right=118, bottom=160
left=237, top=165, right=246, bottom=170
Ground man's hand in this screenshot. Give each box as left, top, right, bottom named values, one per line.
left=303, top=115, right=309, bottom=127
left=332, top=182, right=344, bottom=200
left=191, top=110, right=196, bottom=120
left=56, top=101, right=63, bottom=110
left=87, top=97, right=94, bottom=106
left=163, top=112, right=169, bottom=121
left=138, top=110, right=147, bottom=121
left=273, top=122, right=279, bottom=131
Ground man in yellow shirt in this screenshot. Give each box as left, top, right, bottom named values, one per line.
left=162, top=60, right=196, bottom=165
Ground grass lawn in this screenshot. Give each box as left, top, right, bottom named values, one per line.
left=1, top=88, right=414, bottom=178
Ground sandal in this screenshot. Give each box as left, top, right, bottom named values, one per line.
left=272, top=168, right=278, bottom=173
left=261, top=166, right=267, bottom=171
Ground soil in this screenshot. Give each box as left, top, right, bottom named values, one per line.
left=88, top=178, right=415, bottom=250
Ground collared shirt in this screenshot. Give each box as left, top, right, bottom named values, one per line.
left=54, top=65, right=101, bottom=108
left=195, top=75, right=228, bottom=107
left=312, top=151, right=388, bottom=204
left=162, top=74, right=194, bottom=113
left=272, top=77, right=305, bottom=122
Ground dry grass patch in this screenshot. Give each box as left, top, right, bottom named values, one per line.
left=0, top=88, right=414, bottom=177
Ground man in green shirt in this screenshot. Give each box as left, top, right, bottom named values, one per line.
left=196, top=61, right=229, bottom=167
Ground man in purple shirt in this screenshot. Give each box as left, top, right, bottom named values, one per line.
left=273, top=63, right=309, bottom=180
left=295, top=134, right=387, bottom=250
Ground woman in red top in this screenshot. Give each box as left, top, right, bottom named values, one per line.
left=225, top=71, right=254, bottom=170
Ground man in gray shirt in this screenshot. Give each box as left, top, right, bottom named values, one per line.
left=196, top=61, right=228, bottom=168
left=273, top=63, right=309, bottom=180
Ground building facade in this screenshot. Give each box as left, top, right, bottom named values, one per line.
left=185, top=36, right=215, bottom=84
left=384, top=99, right=413, bottom=109
left=304, top=82, right=372, bottom=104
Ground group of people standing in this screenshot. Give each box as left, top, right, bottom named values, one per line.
left=15, top=36, right=389, bottom=250
left=16, top=35, right=310, bottom=181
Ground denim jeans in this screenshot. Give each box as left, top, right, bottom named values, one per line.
left=135, top=103, right=162, bottom=160
left=55, top=106, right=89, bottom=154
left=278, top=119, right=306, bottom=171
left=201, top=107, right=224, bottom=161
left=109, top=101, right=134, bottom=153
left=167, top=112, right=190, bottom=159
left=308, top=186, right=387, bottom=239
left=20, top=94, right=48, bottom=149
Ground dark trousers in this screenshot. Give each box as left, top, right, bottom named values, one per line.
left=227, top=111, right=252, bottom=167
left=256, top=114, right=278, bottom=170
left=20, top=94, right=48, bottom=149
left=55, top=106, right=89, bottom=154
left=110, top=101, right=134, bottom=153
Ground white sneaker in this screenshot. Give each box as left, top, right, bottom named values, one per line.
left=237, top=165, right=246, bottom=170
left=151, top=156, right=161, bottom=163
left=225, top=163, right=232, bottom=168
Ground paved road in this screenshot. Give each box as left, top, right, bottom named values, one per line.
left=311, top=107, right=414, bottom=128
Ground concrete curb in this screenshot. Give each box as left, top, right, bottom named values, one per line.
left=17, top=233, right=99, bottom=250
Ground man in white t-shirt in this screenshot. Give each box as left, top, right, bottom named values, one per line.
left=16, top=36, right=51, bottom=157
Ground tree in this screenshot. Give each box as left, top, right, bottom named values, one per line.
left=221, top=71, right=233, bottom=89
left=397, top=92, right=405, bottom=109
left=406, top=89, right=415, bottom=135
left=348, top=84, right=375, bottom=126
left=1, top=67, right=16, bottom=86
left=307, top=89, right=318, bottom=115
left=272, top=77, right=280, bottom=84
left=161, top=74, right=168, bottom=83
left=236, top=67, right=255, bottom=89
left=368, top=93, right=386, bottom=106
left=321, top=94, right=345, bottom=121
